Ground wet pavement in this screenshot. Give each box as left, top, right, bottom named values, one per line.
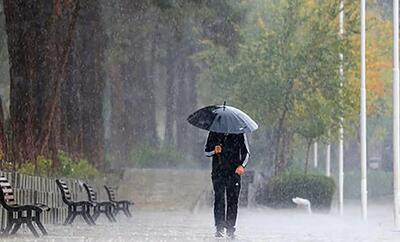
left=3, top=202, right=400, bottom=242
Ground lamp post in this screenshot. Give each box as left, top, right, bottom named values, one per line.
left=360, top=0, right=368, bottom=221
left=392, top=0, right=400, bottom=230
left=338, top=0, right=344, bottom=216
left=326, top=143, right=331, bottom=177
left=314, top=142, right=318, bottom=167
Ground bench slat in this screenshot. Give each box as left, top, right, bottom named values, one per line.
left=1, top=188, right=13, bottom=193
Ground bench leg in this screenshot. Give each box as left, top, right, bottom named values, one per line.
left=35, top=220, right=48, bottom=236
left=26, top=210, right=40, bottom=238
left=3, top=211, right=14, bottom=236
left=104, top=207, right=114, bottom=222
left=64, top=208, right=73, bottom=225
left=92, top=207, right=100, bottom=222
left=68, top=213, right=77, bottom=225
left=107, top=206, right=117, bottom=222
left=3, top=220, right=14, bottom=236
left=10, top=211, right=23, bottom=235
left=34, top=214, right=48, bottom=236
left=87, top=213, right=96, bottom=225
left=26, top=221, right=40, bottom=238
left=9, top=222, right=21, bottom=235
left=64, top=213, right=72, bottom=225
left=123, top=204, right=132, bottom=218
left=82, top=206, right=95, bottom=226
left=113, top=206, right=120, bottom=216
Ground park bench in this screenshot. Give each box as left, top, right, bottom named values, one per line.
left=56, top=179, right=95, bottom=225
left=0, top=176, right=49, bottom=237
left=104, top=185, right=133, bottom=218
left=83, top=183, right=116, bottom=222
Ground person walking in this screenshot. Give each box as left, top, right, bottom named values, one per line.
left=205, top=131, right=250, bottom=239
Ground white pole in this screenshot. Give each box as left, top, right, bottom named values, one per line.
left=339, top=119, right=344, bottom=215
left=326, top=143, right=331, bottom=177
left=314, top=142, right=318, bottom=168
left=360, top=0, right=368, bottom=221
left=393, top=0, right=400, bottom=230
left=338, top=0, right=344, bottom=216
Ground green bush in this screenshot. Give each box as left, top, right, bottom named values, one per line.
left=343, top=170, right=392, bottom=199
left=17, top=151, right=100, bottom=180
left=264, top=172, right=336, bottom=211
left=18, top=155, right=52, bottom=176
left=17, top=162, right=35, bottom=176
left=57, top=151, right=100, bottom=179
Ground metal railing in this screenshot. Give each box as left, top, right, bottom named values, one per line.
left=0, top=171, right=115, bottom=229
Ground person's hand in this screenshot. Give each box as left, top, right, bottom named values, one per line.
left=214, top=145, right=222, bottom=154
left=235, top=165, right=245, bottom=176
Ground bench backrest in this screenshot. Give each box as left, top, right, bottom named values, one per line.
left=104, top=185, right=117, bottom=202
left=56, top=179, right=73, bottom=205
left=0, top=176, right=16, bottom=209
left=83, top=183, right=97, bottom=203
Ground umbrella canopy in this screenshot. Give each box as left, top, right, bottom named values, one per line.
left=187, top=104, right=258, bottom=134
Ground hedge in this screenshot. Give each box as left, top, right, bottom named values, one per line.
left=261, top=173, right=336, bottom=211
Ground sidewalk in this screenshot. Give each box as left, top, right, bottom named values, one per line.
left=3, top=202, right=400, bottom=242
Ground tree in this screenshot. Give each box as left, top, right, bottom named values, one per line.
left=198, top=0, right=359, bottom=175
left=4, top=0, right=80, bottom=168
left=60, top=0, right=106, bottom=168
left=4, top=0, right=107, bottom=171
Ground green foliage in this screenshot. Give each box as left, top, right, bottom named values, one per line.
left=57, top=151, right=100, bottom=179
left=17, top=151, right=100, bottom=180
left=261, top=172, right=336, bottom=211
left=17, top=162, right=35, bottom=176
left=70, top=159, right=100, bottom=180
left=199, top=0, right=358, bottom=134
left=132, top=145, right=199, bottom=169
left=197, top=0, right=360, bottom=173
left=18, top=156, right=52, bottom=177
left=343, top=170, right=392, bottom=199
left=58, top=151, right=74, bottom=177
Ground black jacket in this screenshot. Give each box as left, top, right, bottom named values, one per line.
left=204, top=132, right=250, bottom=175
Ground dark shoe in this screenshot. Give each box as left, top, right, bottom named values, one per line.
left=215, top=230, right=224, bottom=238
left=226, top=228, right=235, bottom=239
left=215, top=227, right=224, bottom=238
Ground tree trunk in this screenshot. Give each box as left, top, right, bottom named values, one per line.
left=109, top=63, right=126, bottom=166
left=146, top=26, right=159, bottom=147
left=186, top=61, right=200, bottom=161
left=305, top=141, right=312, bottom=174
left=273, top=110, right=288, bottom=175
left=164, top=39, right=176, bottom=147
left=0, top=96, right=7, bottom=168
left=78, top=0, right=105, bottom=169
left=175, top=54, right=189, bottom=153
left=4, top=0, right=80, bottom=167
left=60, top=34, right=84, bottom=162
left=35, top=0, right=80, bottom=157
left=4, top=0, right=43, bottom=164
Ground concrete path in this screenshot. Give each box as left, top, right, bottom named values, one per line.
left=3, top=203, right=400, bottom=242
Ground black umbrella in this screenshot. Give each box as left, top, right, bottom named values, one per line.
left=187, top=103, right=258, bottom=134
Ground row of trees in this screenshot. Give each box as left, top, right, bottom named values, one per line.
left=199, top=0, right=362, bottom=174
left=103, top=0, right=245, bottom=168
left=0, top=0, right=244, bottom=172
left=0, top=0, right=394, bottom=175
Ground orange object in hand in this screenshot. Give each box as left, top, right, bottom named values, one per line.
left=235, top=165, right=245, bottom=176
left=215, top=145, right=222, bottom=154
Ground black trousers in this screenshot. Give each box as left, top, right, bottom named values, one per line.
left=212, top=172, right=241, bottom=231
